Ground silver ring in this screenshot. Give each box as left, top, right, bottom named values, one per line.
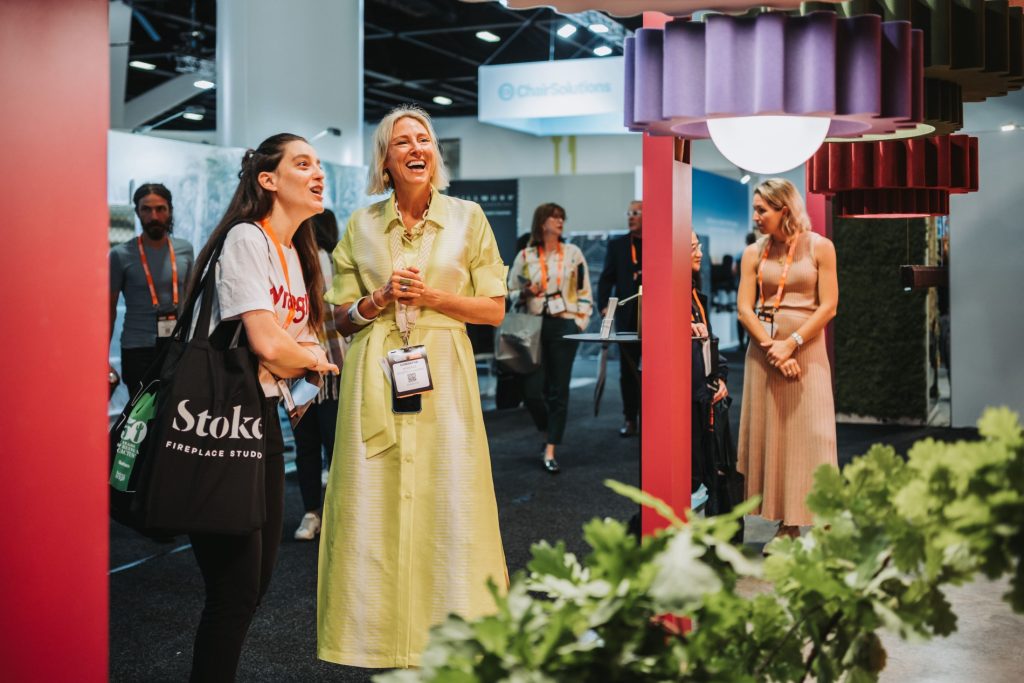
left=400, top=284, right=409, bottom=292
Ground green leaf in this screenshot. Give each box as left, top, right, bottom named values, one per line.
left=977, top=406, right=1024, bottom=448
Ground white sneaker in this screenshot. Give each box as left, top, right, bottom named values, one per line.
left=294, top=512, right=321, bottom=541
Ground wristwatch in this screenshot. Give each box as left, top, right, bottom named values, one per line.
left=790, top=332, right=804, bottom=347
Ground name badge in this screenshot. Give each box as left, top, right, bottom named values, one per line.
left=757, top=309, right=776, bottom=339
left=387, top=345, right=433, bottom=399
left=546, top=293, right=567, bottom=315
left=157, top=314, right=177, bottom=338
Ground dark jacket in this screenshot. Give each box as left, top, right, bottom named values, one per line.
left=692, top=288, right=729, bottom=401
left=597, top=233, right=641, bottom=332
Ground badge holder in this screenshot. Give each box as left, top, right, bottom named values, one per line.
left=757, top=309, right=776, bottom=339
left=386, top=345, right=433, bottom=414
left=545, top=293, right=566, bottom=315
left=157, top=313, right=177, bottom=338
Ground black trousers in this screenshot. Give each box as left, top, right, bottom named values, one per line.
left=619, top=343, right=641, bottom=424
left=120, top=346, right=159, bottom=397
left=292, top=397, right=338, bottom=512
left=188, top=399, right=285, bottom=683
left=521, top=317, right=579, bottom=445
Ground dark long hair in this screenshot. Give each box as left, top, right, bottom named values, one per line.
left=529, top=202, right=566, bottom=247
left=186, top=133, right=324, bottom=331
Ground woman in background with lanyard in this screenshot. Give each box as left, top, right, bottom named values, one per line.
left=736, top=178, right=839, bottom=542
left=182, top=133, right=338, bottom=681
left=318, top=106, right=509, bottom=670
left=508, top=202, right=594, bottom=474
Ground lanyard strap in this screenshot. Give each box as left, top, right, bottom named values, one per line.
left=258, top=219, right=297, bottom=329
left=136, top=236, right=178, bottom=309
left=757, top=236, right=799, bottom=316
left=630, top=236, right=639, bottom=266
left=537, top=243, right=564, bottom=293
left=388, top=215, right=437, bottom=346
left=691, top=289, right=707, bottom=324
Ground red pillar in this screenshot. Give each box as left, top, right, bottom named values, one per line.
left=0, top=2, right=109, bottom=679
left=641, top=12, right=692, bottom=534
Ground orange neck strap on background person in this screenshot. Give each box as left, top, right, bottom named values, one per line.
left=757, top=234, right=799, bottom=316
left=259, top=218, right=296, bottom=328
left=691, top=288, right=707, bottom=325
left=537, top=242, right=564, bottom=294
left=630, top=235, right=639, bottom=266
left=136, top=235, right=177, bottom=309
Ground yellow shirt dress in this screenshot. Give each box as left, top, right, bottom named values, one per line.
left=317, top=192, right=509, bottom=668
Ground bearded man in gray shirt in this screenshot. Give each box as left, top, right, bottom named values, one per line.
left=109, top=183, right=194, bottom=395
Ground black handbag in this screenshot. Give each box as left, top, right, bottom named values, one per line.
left=109, top=229, right=268, bottom=536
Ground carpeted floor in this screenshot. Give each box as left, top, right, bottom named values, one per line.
left=109, top=351, right=981, bottom=682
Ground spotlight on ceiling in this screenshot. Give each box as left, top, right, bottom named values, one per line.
left=593, top=45, right=613, bottom=57
left=182, top=106, right=205, bottom=121
left=740, top=174, right=751, bottom=185
left=193, top=79, right=215, bottom=90
left=557, top=24, right=577, bottom=39
left=129, top=60, right=156, bottom=71
left=1000, top=123, right=1017, bottom=132
left=433, top=95, right=453, bottom=106
left=589, top=24, right=610, bottom=34
left=476, top=31, right=500, bottom=43
left=310, top=127, right=342, bottom=142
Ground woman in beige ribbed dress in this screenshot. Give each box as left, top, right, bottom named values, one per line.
left=736, top=179, right=838, bottom=537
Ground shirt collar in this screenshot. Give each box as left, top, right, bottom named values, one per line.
left=383, top=187, right=448, bottom=232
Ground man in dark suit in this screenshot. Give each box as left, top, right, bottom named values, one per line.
left=597, top=200, right=643, bottom=437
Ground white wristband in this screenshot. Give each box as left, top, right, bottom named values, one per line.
left=790, top=332, right=804, bottom=347
left=348, top=297, right=375, bottom=326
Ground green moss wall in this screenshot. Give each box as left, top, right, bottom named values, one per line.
left=833, top=218, right=929, bottom=421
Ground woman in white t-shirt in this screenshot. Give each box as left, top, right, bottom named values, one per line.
left=182, top=133, right=339, bottom=682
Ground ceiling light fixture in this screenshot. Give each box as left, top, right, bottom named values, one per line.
left=1000, top=123, right=1017, bottom=132
left=589, top=24, right=610, bottom=34
left=708, top=116, right=831, bottom=175
left=626, top=13, right=925, bottom=175
left=557, top=24, right=577, bottom=39
left=193, top=79, right=215, bottom=90
left=182, top=111, right=204, bottom=121
left=593, top=45, right=613, bottom=57
left=433, top=95, right=453, bottom=106
left=129, top=60, right=156, bottom=71
left=476, top=30, right=501, bottom=43
left=740, top=174, right=751, bottom=185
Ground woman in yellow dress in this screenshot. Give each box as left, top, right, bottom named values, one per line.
left=317, top=106, right=509, bottom=668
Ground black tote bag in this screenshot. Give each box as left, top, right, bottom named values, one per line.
left=110, top=230, right=269, bottom=536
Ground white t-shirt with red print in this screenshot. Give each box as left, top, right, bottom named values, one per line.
left=208, top=222, right=318, bottom=397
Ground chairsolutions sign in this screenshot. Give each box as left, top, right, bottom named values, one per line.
left=478, top=57, right=628, bottom=136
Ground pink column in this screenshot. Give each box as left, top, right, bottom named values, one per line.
left=0, top=1, right=109, bottom=679
left=641, top=13, right=692, bottom=535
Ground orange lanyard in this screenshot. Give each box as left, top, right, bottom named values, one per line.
left=630, top=236, right=638, bottom=265
left=258, top=219, right=296, bottom=328
left=757, top=236, right=799, bottom=316
left=691, top=289, right=707, bottom=324
left=537, top=244, right=564, bottom=294
left=136, top=236, right=178, bottom=309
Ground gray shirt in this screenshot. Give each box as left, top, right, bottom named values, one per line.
left=110, top=236, right=195, bottom=349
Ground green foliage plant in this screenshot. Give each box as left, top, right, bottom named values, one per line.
left=377, top=407, right=1024, bottom=682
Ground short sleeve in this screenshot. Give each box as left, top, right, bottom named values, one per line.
left=109, top=246, right=125, bottom=297
left=325, top=216, right=364, bottom=305
left=216, top=224, right=275, bottom=320
left=469, top=210, right=508, bottom=298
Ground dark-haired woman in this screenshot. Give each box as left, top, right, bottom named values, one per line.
left=185, top=133, right=338, bottom=681
left=292, top=208, right=345, bottom=541
left=508, top=202, right=593, bottom=473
